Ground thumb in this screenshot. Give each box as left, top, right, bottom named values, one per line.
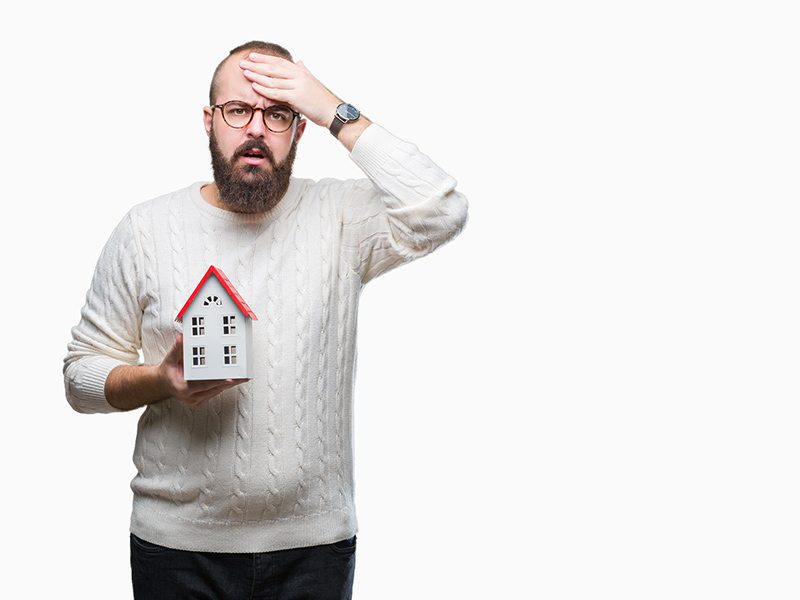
left=165, top=332, right=184, bottom=363
left=162, top=332, right=185, bottom=380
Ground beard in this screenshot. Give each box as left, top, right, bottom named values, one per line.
left=209, top=128, right=297, bottom=214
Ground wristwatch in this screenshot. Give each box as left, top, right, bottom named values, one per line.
left=329, top=103, right=361, bottom=138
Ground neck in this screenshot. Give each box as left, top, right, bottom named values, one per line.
left=200, top=183, right=223, bottom=209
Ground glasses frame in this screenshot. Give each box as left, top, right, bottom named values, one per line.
left=212, top=101, right=301, bottom=133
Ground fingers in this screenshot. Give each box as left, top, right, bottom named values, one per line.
left=241, top=52, right=295, bottom=70
left=180, top=378, right=249, bottom=407
left=240, top=60, right=296, bottom=105
left=242, top=72, right=293, bottom=104
left=240, top=54, right=297, bottom=84
left=242, top=71, right=293, bottom=90
left=160, top=333, right=248, bottom=407
left=164, top=333, right=184, bottom=362
left=238, top=53, right=340, bottom=127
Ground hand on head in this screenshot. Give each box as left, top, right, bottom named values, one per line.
left=238, top=53, right=341, bottom=129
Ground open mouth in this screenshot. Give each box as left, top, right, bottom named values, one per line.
left=241, top=148, right=267, bottom=165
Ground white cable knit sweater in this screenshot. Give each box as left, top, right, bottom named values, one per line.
left=63, top=125, right=468, bottom=553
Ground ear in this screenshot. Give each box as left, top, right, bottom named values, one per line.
left=203, top=106, right=214, bottom=137
left=294, top=118, right=307, bottom=144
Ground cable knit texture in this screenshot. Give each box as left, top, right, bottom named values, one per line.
left=63, top=125, right=468, bottom=553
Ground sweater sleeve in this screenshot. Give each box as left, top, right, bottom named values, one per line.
left=63, top=214, right=144, bottom=414
left=339, top=124, right=469, bottom=283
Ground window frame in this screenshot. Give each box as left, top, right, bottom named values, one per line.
left=191, top=346, right=206, bottom=367
left=223, top=345, right=237, bottom=366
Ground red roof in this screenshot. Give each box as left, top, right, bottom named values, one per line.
left=176, top=266, right=258, bottom=321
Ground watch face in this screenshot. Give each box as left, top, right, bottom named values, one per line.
left=337, top=104, right=360, bottom=121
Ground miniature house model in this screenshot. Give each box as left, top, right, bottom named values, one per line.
left=176, top=266, right=258, bottom=381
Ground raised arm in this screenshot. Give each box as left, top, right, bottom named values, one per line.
left=239, top=53, right=371, bottom=151
left=238, top=54, right=468, bottom=282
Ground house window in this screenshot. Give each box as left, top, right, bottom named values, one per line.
left=191, top=316, right=205, bottom=336
left=204, top=295, right=223, bottom=306
left=192, top=347, right=206, bottom=366
left=223, top=346, right=237, bottom=366
left=222, top=315, right=236, bottom=335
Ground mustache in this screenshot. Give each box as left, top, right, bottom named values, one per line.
left=234, top=139, right=277, bottom=166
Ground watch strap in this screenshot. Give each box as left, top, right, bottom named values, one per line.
left=329, top=114, right=346, bottom=139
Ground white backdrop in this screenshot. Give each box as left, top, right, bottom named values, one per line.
left=2, top=1, right=800, bottom=598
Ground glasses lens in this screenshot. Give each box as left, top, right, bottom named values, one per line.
left=264, top=106, right=295, bottom=132
left=222, top=102, right=253, bottom=128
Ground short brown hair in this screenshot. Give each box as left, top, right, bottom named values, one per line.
left=209, top=41, right=294, bottom=105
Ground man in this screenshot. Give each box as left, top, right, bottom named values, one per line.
left=64, top=40, right=467, bottom=599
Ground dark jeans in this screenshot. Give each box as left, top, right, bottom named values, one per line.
left=130, top=534, right=356, bottom=600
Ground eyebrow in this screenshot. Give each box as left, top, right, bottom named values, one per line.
left=223, top=100, right=296, bottom=112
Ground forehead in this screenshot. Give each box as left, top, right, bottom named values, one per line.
left=214, top=51, right=262, bottom=104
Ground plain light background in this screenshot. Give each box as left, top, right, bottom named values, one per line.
left=2, top=1, right=800, bottom=598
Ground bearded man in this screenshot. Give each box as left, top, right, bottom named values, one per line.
left=64, top=40, right=467, bottom=600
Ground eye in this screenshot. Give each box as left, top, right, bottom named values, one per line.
left=266, top=107, right=291, bottom=123
left=224, top=102, right=251, bottom=117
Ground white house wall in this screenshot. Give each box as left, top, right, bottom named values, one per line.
left=181, top=276, right=254, bottom=380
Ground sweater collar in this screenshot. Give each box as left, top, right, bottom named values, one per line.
left=190, top=178, right=303, bottom=223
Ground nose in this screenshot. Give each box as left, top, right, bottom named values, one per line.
left=245, top=108, right=269, bottom=139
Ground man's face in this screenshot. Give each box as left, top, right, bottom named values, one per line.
left=208, top=123, right=297, bottom=214
left=203, top=51, right=305, bottom=213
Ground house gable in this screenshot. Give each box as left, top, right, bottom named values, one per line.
left=177, top=265, right=257, bottom=322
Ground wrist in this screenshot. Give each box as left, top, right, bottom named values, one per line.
left=335, top=117, right=371, bottom=152
left=106, top=363, right=169, bottom=411
left=329, top=102, right=361, bottom=139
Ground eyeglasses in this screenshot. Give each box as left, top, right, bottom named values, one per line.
left=212, top=101, right=301, bottom=133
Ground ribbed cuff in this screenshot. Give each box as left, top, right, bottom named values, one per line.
left=67, top=356, right=127, bottom=414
